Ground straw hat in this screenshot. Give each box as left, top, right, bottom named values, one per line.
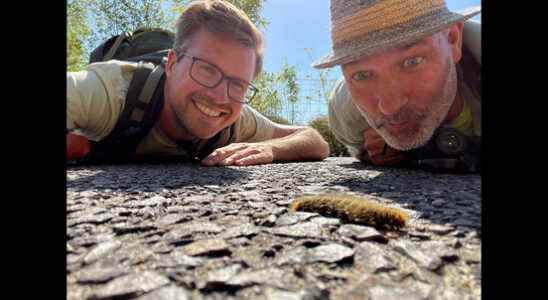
left=313, top=0, right=481, bottom=69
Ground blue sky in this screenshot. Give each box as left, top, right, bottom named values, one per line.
left=261, top=0, right=481, bottom=79
left=259, top=0, right=481, bottom=123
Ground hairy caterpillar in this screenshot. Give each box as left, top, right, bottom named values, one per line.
left=290, top=194, right=407, bottom=230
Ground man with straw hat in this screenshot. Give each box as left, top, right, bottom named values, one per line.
left=314, top=0, right=481, bottom=173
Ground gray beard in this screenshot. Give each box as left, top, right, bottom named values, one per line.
left=359, top=58, right=458, bottom=151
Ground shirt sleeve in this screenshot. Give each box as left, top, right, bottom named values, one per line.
left=327, top=78, right=371, bottom=158
left=66, top=60, right=136, bottom=141
left=235, top=105, right=277, bottom=143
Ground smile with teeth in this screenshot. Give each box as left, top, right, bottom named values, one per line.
left=194, top=101, right=227, bottom=118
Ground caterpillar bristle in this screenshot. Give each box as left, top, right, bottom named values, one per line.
left=290, top=193, right=408, bottom=230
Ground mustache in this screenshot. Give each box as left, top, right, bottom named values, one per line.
left=374, top=106, right=426, bottom=129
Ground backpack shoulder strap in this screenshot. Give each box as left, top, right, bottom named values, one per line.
left=126, top=61, right=165, bottom=123
left=102, top=32, right=129, bottom=62
left=86, top=62, right=166, bottom=163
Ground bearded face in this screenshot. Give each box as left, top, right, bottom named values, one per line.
left=342, top=24, right=464, bottom=150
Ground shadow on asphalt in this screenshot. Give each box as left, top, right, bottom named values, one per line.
left=328, top=161, right=481, bottom=234
left=66, top=160, right=253, bottom=193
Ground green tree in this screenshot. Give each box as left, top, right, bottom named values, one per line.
left=67, top=0, right=91, bottom=71
left=250, top=61, right=300, bottom=125
left=251, top=70, right=282, bottom=118
left=85, top=0, right=172, bottom=49
left=276, top=61, right=299, bottom=124
left=303, top=47, right=336, bottom=106
left=69, top=0, right=268, bottom=70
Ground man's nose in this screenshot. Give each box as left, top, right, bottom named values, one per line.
left=377, top=81, right=409, bottom=115
left=205, top=79, right=231, bottom=104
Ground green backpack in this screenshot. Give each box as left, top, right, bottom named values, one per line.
left=89, top=27, right=174, bottom=64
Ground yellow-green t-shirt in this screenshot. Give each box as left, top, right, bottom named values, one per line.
left=450, top=98, right=475, bottom=136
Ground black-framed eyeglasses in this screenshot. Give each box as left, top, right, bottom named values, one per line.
left=176, top=52, right=258, bottom=103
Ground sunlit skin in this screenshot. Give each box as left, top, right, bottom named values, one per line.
left=341, top=22, right=465, bottom=165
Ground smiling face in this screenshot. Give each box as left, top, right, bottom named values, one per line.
left=341, top=22, right=464, bottom=151
left=161, top=28, right=256, bottom=141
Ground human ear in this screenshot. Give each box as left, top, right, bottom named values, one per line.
left=165, top=49, right=178, bottom=77
left=447, top=21, right=464, bottom=63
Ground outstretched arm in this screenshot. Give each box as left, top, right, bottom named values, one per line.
left=201, top=124, right=329, bottom=166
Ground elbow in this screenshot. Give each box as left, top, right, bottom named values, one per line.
left=318, top=139, right=330, bottom=160
left=309, top=129, right=330, bottom=160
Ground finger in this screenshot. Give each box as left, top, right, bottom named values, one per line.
left=234, top=153, right=270, bottom=166
left=363, top=128, right=383, bottom=142
left=366, top=142, right=388, bottom=158
left=363, top=131, right=385, bottom=153
left=220, top=148, right=259, bottom=165
left=201, top=150, right=229, bottom=166
left=201, top=145, right=245, bottom=166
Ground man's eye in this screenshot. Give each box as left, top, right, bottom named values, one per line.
left=352, top=71, right=372, bottom=81
left=403, top=56, right=424, bottom=68
left=197, top=64, right=218, bottom=77
left=231, top=81, right=246, bottom=93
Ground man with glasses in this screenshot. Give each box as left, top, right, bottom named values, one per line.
left=67, top=0, right=329, bottom=166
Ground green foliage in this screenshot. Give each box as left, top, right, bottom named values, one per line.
left=249, top=62, right=300, bottom=125
left=226, top=0, right=268, bottom=28
left=250, top=70, right=282, bottom=118
left=85, top=0, right=172, bottom=49
left=277, top=61, right=299, bottom=104
left=67, top=0, right=91, bottom=71
left=277, top=61, right=299, bottom=124
left=303, top=47, right=336, bottom=106
left=67, top=0, right=172, bottom=71
left=309, top=116, right=349, bottom=157
left=71, top=0, right=268, bottom=70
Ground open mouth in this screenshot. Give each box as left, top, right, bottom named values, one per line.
left=193, top=101, right=228, bottom=118
left=389, top=120, right=408, bottom=126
